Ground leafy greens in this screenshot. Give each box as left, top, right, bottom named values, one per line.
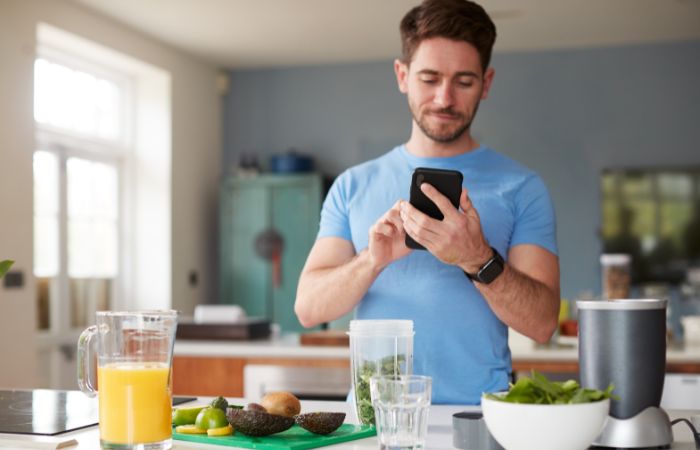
left=483, top=370, right=617, bottom=404
left=355, top=354, right=406, bottom=425
left=0, top=260, right=13, bottom=279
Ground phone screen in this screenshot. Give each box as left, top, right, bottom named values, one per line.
left=405, top=167, right=463, bottom=250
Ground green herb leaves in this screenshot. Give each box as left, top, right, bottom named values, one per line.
left=484, top=371, right=617, bottom=404
left=355, top=354, right=407, bottom=424
left=0, top=260, right=14, bottom=279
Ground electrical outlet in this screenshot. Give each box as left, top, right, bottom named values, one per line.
left=188, top=270, right=198, bottom=287
left=3, top=270, right=24, bottom=288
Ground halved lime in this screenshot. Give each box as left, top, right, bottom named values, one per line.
left=175, top=424, right=207, bottom=434
left=207, top=424, right=233, bottom=436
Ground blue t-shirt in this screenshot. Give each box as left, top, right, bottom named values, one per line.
left=318, top=145, right=557, bottom=404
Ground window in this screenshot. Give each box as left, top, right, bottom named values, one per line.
left=601, top=169, right=700, bottom=285
left=34, top=58, right=125, bottom=141
left=32, top=23, right=171, bottom=389
left=33, top=54, right=128, bottom=331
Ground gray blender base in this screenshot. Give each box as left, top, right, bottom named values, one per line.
left=593, top=407, right=673, bottom=448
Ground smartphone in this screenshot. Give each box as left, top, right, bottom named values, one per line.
left=405, top=167, right=464, bottom=250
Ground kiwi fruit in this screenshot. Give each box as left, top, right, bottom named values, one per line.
left=260, top=391, right=301, bottom=418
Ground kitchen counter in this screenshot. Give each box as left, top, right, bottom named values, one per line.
left=175, top=333, right=700, bottom=370
left=175, top=334, right=350, bottom=359
left=4, top=398, right=698, bottom=449
left=171, top=334, right=700, bottom=398
left=172, top=335, right=351, bottom=397
left=509, top=337, right=700, bottom=374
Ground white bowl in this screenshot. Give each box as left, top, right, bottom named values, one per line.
left=481, top=395, right=609, bottom=450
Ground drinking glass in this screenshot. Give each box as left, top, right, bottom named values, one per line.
left=77, top=310, right=178, bottom=449
left=370, top=375, right=432, bottom=450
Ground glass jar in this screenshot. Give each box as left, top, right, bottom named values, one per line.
left=600, top=253, right=631, bottom=300
left=348, top=320, right=414, bottom=425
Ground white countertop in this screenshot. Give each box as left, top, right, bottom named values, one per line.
left=174, top=333, right=700, bottom=365
left=3, top=398, right=698, bottom=449
left=175, top=334, right=350, bottom=359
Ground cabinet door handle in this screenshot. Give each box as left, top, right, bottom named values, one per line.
left=272, top=250, right=282, bottom=288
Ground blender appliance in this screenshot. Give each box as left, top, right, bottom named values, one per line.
left=578, top=298, right=673, bottom=448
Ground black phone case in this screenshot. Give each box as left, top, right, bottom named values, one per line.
left=405, top=167, right=464, bottom=250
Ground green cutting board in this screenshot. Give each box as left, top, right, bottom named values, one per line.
left=173, top=424, right=375, bottom=449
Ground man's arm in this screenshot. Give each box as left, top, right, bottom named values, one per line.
left=472, top=244, right=560, bottom=343
left=295, top=201, right=411, bottom=328
left=400, top=184, right=560, bottom=343
left=294, top=238, right=376, bottom=328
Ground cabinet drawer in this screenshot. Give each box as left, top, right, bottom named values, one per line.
left=661, top=373, right=700, bottom=410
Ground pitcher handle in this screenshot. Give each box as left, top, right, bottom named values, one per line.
left=77, top=325, right=98, bottom=397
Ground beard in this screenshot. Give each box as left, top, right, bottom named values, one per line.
left=409, top=102, right=479, bottom=144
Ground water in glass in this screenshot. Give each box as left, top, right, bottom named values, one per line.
left=370, top=375, right=431, bottom=450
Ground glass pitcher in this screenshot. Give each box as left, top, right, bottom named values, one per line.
left=77, top=310, right=178, bottom=450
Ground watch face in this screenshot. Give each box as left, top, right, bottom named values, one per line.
left=478, top=258, right=504, bottom=284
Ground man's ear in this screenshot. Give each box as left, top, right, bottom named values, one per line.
left=481, top=67, right=495, bottom=100
left=394, top=59, right=409, bottom=94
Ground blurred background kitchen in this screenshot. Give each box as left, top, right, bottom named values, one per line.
left=0, top=0, right=699, bottom=402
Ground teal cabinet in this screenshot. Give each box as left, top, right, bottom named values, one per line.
left=220, top=174, right=322, bottom=332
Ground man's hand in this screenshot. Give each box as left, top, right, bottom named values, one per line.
left=400, top=183, right=560, bottom=342
left=400, top=184, right=491, bottom=272
left=369, top=200, right=412, bottom=271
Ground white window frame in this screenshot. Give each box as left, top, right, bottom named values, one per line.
left=34, top=48, right=133, bottom=338
left=35, top=45, right=134, bottom=148
left=35, top=18, right=172, bottom=327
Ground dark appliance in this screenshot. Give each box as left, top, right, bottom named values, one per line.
left=0, top=390, right=194, bottom=436
left=578, top=299, right=673, bottom=448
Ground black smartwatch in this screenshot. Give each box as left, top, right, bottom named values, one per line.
left=464, top=247, right=504, bottom=284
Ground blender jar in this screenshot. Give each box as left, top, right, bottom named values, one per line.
left=348, top=319, right=414, bottom=425
left=601, top=253, right=631, bottom=300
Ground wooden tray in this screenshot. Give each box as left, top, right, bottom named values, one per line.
left=173, top=423, right=374, bottom=449
left=299, top=330, right=349, bottom=347
left=176, top=319, right=271, bottom=341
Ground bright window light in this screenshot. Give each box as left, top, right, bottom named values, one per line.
left=33, top=151, right=60, bottom=278
left=34, top=58, right=123, bottom=141
left=67, top=157, right=119, bottom=278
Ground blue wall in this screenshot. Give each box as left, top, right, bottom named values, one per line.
left=223, top=40, right=700, bottom=299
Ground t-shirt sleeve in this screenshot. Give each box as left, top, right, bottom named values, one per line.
left=317, top=172, right=353, bottom=241
left=510, top=175, right=558, bottom=255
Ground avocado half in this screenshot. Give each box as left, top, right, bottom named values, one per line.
left=226, top=408, right=294, bottom=436
left=295, top=412, right=346, bottom=435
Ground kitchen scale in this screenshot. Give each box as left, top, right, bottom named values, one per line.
left=0, top=389, right=195, bottom=435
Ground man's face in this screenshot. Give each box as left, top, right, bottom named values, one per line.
left=395, top=37, right=494, bottom=143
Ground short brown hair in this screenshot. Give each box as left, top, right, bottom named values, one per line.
left=400, top=0, right=497, bottom=72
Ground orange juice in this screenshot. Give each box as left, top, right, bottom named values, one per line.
left=98, top=362, right=172, bottom=445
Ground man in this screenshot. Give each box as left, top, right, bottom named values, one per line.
left=295, top=0, right=560, bottom=404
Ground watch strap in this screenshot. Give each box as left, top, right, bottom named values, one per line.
left=464, top=247, right=505, bottom=284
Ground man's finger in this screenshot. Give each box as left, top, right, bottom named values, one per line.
left=459, top=188, right=471, bottom=212
left=400, top=199, right=438, bottom=228
left=384, top=207, right=404, bottom=229
left=373, top=221, right=396, bottom=237
left=403, top=218, right=437, bottom=248
left=420, top=183, right=459, bottom=219
left=401, top=207, right=439, bottom=241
